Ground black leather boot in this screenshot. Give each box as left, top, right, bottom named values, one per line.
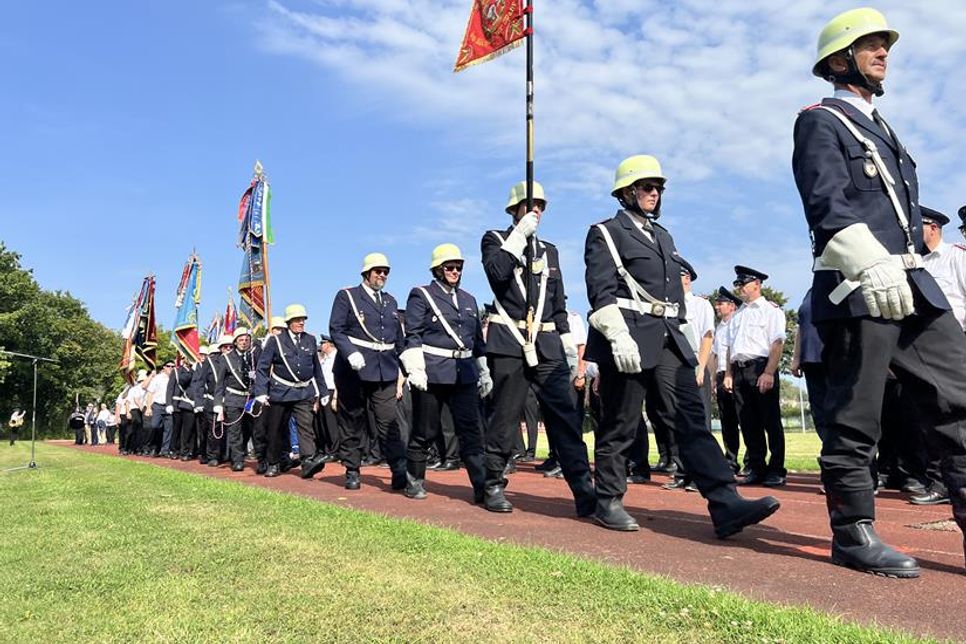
left=301, top=454, right=325, bottom=479
left=483, top=485, right=513, bottom=513
left=566, top=472, right=597, bottom=517
left=594, top=497, right=639, bottom=531
left=827, top=489, right=919, bottom=577
left=345, top=470, right=361, bottom=490
left=255, top=460, right=268, bottom=475
left=710, top=494, right=781, bottom=539
left=404, top=474, right=427, bottom=500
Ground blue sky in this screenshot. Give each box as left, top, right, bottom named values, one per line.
left=1, top=1, right=964, bottom=338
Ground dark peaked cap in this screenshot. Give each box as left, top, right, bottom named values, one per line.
left=920, top=206, right=950, bottom=227
left=959, top=205, right=966, bottom=224
left=715, top=286, right=742, bottom=307
left=733, top=265, right=768, bottom=285
left=677, top=257, right=697, bottom=281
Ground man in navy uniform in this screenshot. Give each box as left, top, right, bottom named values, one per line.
left=399, top=243, right=491, bottom=502
left=793, top=8, right=966, bottom=577
left=254, top=304, right=329, bottom=478
left=200, top=336, right=232, bottom=465
left=480, top=180, right=595, bottom=517
left=329, top=254, right=407, bottom=491
left=166, top=356, right=197, bottom=461
left=188, top=346, right=212, bottom=462
left=215, top=327, right=263, bottom=473
left=584, top=154, right=780, bottom=535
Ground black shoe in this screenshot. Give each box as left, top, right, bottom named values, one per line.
left=762, top=473, right=787, bottom=488
left=361, top=457, right=383, bottom=467
left=391, top=471, right=408, bottom=490
left=534, top=459, right=558, bottom=472
left=737, top=471, right=764, bottom=486
left=713, top=496, right=781, bottom=539
left=301, top=455, right=326, bottom=480
left=652, top=459, right=669, bottom=473
left=319, top=453, right=338, bottom=464
left=901, top=480, right=927, bottom=495
left=265, top=464, right=280, bottom=478
left=345, top=471, right=361, bottom=490
left=831, top=521, right=920, bottom=578
left=543, top=465, right=564, bottom=479
left=404, top=476, right=427, bottom=500
left=661, top=478, right=688, bottom=491
left=426, top=460, right=443, bottom=470
left=206, top=459, right=219, bottom=467
left=517, top=453, right=536, bottom=463
left=255, top=460, right=268, bottom=475
left=436, top=460, right=461, bottom=471
left=594, top=497, right=639, bottom=531
left=231, top=462, right=244, bottom=472
left=909, top=489, right=950, bottom=505
left=179, top=455, right=190, bottom=462
left=684, top=482, right=699, bottom=493
left=483, top=485, right=513, bottom=513
left=627, top=473, right=650, bottom=484
left=279, top=457, right=294, bottom=473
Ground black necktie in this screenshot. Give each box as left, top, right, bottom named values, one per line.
left=871, top=109, right=898, bottom=147
left=376, top=292, right=383, bottom=307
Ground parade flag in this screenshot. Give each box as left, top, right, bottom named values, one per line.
left=237, top=161, right=273, bottom=335
left=172, top=254, right=202, bottom=363
left=454, top=0, right=527, bottom=72
left=120, top=276, right=157, bottom=382
left=204, top=313, right=222, bottom=346
left=224, top=289, right=237, bottom=335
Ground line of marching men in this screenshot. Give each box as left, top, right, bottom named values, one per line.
left=113, top=161, right=792, bottom=543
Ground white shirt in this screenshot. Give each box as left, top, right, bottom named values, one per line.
left=712, top=317, right=734, bottom=373
left=145, top=372, right=169, bottom=405
left=126, top=384, right=146, bottom=411
left=320, top=349, right=337, bottom=389
left=683, top=292, right=714, bottom=353
left=623, top=211, right=654, bottom=242
left=832, top=88, right=875, bottom=119
left=726, top=297, right=786, bottom=363
left=924, top=240, right=966, bottom=330
left=567, top=311, right=587, bottom=346
left=361, top=281, right=384, bottom=306
left=96, top=409, right=112, bottom=424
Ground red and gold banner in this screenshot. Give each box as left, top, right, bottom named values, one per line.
left=454, top=0, right=527, bottom=72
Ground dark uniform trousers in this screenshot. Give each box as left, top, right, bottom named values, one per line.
left=337, top=373, right=405, bottom=474
left=195, top=411, right=207, bottom=460
left=224, top=406, right=262, bottom=465
left=177, top=409, right=197, bottom=458
left=485, top=353, right=592, bottom=499
left=408, top=383, right=484, bottom=490
left=117, top=417, right=129, bottom=451
left=648, top=385, right=679, bottom=470
left=265, top=399, right=316, bottom=466
left=316, top=403, right=342, bottom=459
left=512, top=385, right=540, bottom=458
left=127, top=409, right=144, bottom=453
left=715, top=371, right=742, bottom=470
left=731, top=357, right=786, bottom=477
left=817, top=311, right=966, bottom=538
left=596, top=340, right=736, bottom=511
left=434, top=402, right=459, bottom=463
left=205, top=411, right=226, bottom=462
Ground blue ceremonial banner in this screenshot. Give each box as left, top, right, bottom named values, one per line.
left=173, top=254, right=202, bottom=363
left=236, top=163, right=273, bottom=335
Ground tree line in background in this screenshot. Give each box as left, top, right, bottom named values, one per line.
left=0, top=242, right=176, bottom=437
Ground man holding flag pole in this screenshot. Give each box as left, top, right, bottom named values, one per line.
left=457, top=0, right=595, bottom=518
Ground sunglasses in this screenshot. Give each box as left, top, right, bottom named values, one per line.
left=442, top=264, right=463, bottom=273
left=371, top=268, right=389, bottom=276
left=634, top=182, right=665, bottom=194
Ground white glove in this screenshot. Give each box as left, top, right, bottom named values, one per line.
left=560, top=332, right=579, bottom=378
left=213, top=405, right=223, bottom=414
left=165, top=405, right=174, bottom=414
left=501, top=211, right=539, bottom=261
left=255, top=395, right=269, bottom=405
left=320, top=395, right=330, bottom=407
left=193, top=406, right=203, bottom=413
left=515, top=211, right=540, bottom=238
left=820, top=223, right=914, bottom=320
left=407, top=369, right=428, bottom=391
left=347, top=352, right=366, bottom=371
left=477, top=357, right=493, bottom=397
left=589, top=304, right=641, bottom=374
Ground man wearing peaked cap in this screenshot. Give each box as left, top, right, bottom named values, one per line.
left=723, top=265, right=787, bottom=488
left=328, top=255, right=408, bottom=491
left=793, top=8, right=966, bottom=577
left=584, top=154, right=779, bottom=536
left=958, top=205, right=966, bottom=240
left=254, top=304, right=329, bottom=479
left=711, top=286, right=743, bottom=473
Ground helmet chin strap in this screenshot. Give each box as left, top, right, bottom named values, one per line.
left=618, top=187, right=661, bottom=220
left=827, top=46, right=884, bottom=97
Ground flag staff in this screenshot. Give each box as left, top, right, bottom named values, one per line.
left=254, top=160, right=273, bottom=326
left=523, top=0, right=536, bottom=344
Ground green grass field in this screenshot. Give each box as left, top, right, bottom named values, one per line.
left=0, top=442, right=928, bottom=643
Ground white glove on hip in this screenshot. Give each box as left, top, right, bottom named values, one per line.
left=859, top=260, right=915, bottom=320
left=477, top=359, right=494, bottom=398
left=347, top=352, right=366, bottom=371
left=589, top=304, right=641, bottom=374
left=407, top=369, right=428, bottom=391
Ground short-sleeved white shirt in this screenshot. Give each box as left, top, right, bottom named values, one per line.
left=567, top=311, right=587, bottom=346
left=726, top=297, right=786, bottom=363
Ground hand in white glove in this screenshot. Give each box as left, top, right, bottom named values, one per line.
left=255, top=395, right=269, bottom=406
left=560, top=332, right=580, bottom=378
left=407, top=369, right=428, bottom=391
left=515, top=211, right=540, bottom=238
left=476, top=357, right=493, bottom=397
left=589, top=304, right=641, bottom=374
left=347, top=352, right=366, bottom=371
left=165, top=405, right=174, bottom=414
left=859, top=259, right=915, bottom=320
left=193, top=406, right=203, bottom=413
left=320, top=395, right=330, bottom=407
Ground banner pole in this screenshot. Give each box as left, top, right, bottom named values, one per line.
left=524, top=0, right=535, bottom=342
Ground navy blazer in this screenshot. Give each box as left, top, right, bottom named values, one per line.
left=481, top=226, right=569, bottom=360
left=215, top=346, right=261, bottom=409
left=187, top=361, right=206, bottom=410
left=792, top=97, right=948, bottom=322
left=403, top=281, right=485, bottom=385
left=329, top=285, right=402, bottom=383
left=199, top=353, right=225, bottom=413
left=165, top=365, right=195, bottom=411
left=584, top=210, right=694, bottom=370
left=253, top=332, right=327, bottom=403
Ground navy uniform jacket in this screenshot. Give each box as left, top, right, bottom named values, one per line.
left=792, top=97, right=948, bottom=322
left=329, top=285, right=402, bottom=383
left=584, top=210, right=694, bottom=370
left=187, top=361, right=207, bottom=410
left=481, top=226, right=569, bottom=360
left=199, top=353, right=226, bottom=413
left=253, top=331, right=327, bottom=403
left=165, top=365, right=196, bottom=412
left=403, top=281, right=485, bottom=385
left=215, top=346, right=262, bottom=409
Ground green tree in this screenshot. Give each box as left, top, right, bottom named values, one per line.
left=706, top=285, right=799, bottom=375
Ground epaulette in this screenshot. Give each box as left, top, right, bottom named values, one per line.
left=954, top=244, right=966, bottom=252
left=799, top=102, right=821, bottom=113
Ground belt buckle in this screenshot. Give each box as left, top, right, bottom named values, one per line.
left=651, top=303, right=666, bottom=317
left=451, top=349, right=461, bottom=359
